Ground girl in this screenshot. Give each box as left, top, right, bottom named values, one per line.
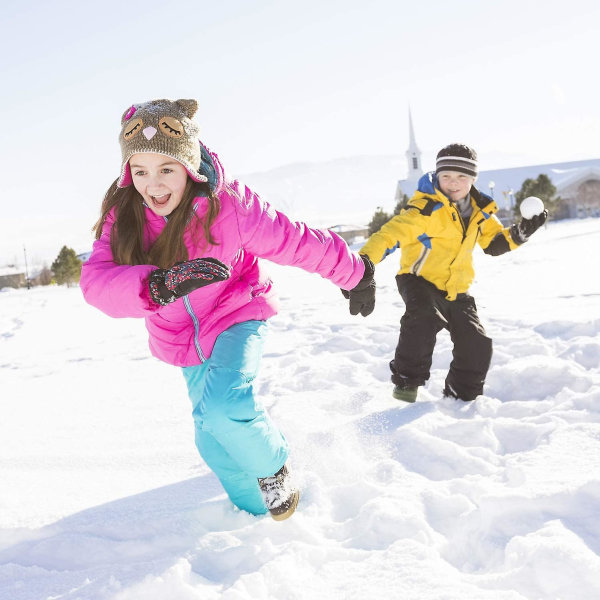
left=80, top=98, right=375, bottom=520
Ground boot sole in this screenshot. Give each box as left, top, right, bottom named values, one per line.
left=270, top=490, right=300, bottom=521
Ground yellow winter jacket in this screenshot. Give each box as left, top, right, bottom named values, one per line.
left=360, top=173, right=521, bottom=301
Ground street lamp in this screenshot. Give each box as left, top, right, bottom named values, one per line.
left=23, top=245, right=31, bottom=290
left=488, top=180, right=495, bottom=199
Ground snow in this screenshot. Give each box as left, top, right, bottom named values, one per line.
left=1, top=217, right=600, bottom=600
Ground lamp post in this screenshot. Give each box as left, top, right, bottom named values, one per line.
left=488, top=180, right=495, bottom=200
left=23, top=245, right=31, bottom=290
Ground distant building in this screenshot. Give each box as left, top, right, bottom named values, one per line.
left=0, top=265, right=53, bottom=289
left=396, top=112, right=600, bottom=219
left=0, top=267, right=26, bottom=289
left=404, top=108, right=423, bottom=185
left=329, top=224, right=369, bottom=244
left=471, top=161, right=600, bottom=219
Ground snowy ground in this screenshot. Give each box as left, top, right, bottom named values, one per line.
left=1, top=218, right=599, bottom=600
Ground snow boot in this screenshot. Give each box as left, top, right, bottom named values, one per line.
left=257, top=464, right=299, bottom=521
left=390, top=361, right=418, bottom=403
left=393, top=385, right=418, bottom=403
left=443, top=384, right=476, bottom=402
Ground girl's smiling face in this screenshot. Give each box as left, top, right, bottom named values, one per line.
left=130, top=153, right=188, bottom=216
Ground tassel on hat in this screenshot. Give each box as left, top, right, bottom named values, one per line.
left=117, top=98, right=208, bottom=187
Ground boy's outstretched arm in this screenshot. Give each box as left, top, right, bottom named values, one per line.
left=482, top=210, right=548, bottom=256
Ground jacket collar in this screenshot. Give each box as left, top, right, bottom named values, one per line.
left=198, top=142, right=224, bottom=194
left=469, top=185, right=496, bottom=212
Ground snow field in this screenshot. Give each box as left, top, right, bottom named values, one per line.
left=0, top=218, right=599, bottom=599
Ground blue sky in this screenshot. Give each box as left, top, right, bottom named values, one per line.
left=2, top=0, right=599, bottom=261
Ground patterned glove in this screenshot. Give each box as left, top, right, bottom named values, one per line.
left=510, top=209, right=548, bottom=244
left=149, top=257, right=231, bottom=306
left=341, top=255, right=376, bottom=317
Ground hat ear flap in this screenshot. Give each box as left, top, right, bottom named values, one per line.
left=175, top=99, right=198, bottom=119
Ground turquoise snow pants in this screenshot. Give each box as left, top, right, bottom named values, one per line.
left=182, top=320, right=289, bottom=515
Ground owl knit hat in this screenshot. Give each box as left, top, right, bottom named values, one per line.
left=117, top=98, right=208, bottom=187
left=435, top=143, right=478, bottom=178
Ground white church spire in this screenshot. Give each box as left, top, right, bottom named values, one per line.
left=406, top=107, right=423, bottom=181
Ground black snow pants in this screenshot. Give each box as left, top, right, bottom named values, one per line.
left=391, top=274, right=493, bottom=401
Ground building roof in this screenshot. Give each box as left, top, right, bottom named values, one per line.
left=475, top=159, right=600, bottom=208
left=329, top=224, right=369, bottom=232
left=0, top=266, right=23, bottom=277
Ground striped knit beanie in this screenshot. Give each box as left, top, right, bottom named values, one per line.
left=117, top=98, right=208, bottom=187
left=435, top=143, right=478, bottom=178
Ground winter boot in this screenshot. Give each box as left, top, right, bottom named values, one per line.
left=393, top=385, right=418, bottom=403
left=390, top=360, right=419, bottom=403
left=257, top=464, right=299, bottom=521
left=443, top=384, right=476, bottom=402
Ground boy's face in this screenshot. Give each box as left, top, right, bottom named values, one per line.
left=437, top=171, right=475, bottom=202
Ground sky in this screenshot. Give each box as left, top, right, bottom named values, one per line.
left=2, top=0, right=600, bottom=263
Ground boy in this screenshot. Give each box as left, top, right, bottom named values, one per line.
left=346, top=143, right=547, bottom=402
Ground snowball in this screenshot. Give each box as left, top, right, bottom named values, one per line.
left=520, top=196, right=545, bottom=219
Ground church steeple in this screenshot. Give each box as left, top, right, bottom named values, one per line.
left=406, top=107, right=423, bottom=181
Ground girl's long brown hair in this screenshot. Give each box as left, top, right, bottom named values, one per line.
left=93, top=178, right=220, bottom=269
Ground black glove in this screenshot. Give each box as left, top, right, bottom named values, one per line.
left=341, top=255, right=376, bottom=317
left=149, top=257, right=231, bottom=306
left=511, top=209, right=548, bottom=244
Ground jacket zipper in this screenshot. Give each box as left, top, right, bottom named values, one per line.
left=160, top=205, right=206, bottom=362
left=411, top=246, right=430, bottom=275
left=454, top=207, right=467, bottom=241
left=183, top=296, right=206, bottom=362
left=446, top=205, right=474, bottom=289
left=165, top=209, right=208, bottom=362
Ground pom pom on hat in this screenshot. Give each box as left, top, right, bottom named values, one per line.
left=117, top=98, right=208, bottom=187
left=436, top=143, right=478, bottom=178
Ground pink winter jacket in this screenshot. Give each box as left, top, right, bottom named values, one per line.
left=80, top=148, right=364, bottom=367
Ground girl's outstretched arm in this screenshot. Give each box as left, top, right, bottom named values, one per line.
left=230, top=181, right=365, bottom=291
